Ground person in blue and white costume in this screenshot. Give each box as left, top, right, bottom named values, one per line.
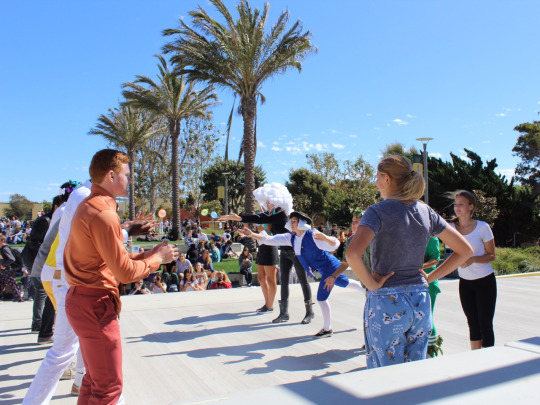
left=239, top=211, right=372, bottom=338
left=346, top=155, right=473, bottom=368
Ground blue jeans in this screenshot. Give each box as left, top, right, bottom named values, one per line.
left=364, top=285, right=431, bottom=368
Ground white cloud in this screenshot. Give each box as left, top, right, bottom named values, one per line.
left=366, top=113, right=372, bottom=117
left=332, top=143, right=345, bottom=149
left=496, top=113, right=506, bottom=117
left=257, top=141, right=267, bottom=148
left=497, top=168, right=515, bottom=179
left=429, top=152, right=442, bottom=159
left=348, top=134, right=357, bottom=138
left=406, top=114, right=416, bottom=118
left=330, top=129, right=340, bottom=134
left=283, top=141, right=327, bottom=155
left=392, top=119, right=408, bottom=125
left=482, top=140, right=491, bottom=144
left=272, top=141, right=280, bottom=145
left=271, top=146, right=282, bottom=151
left=373, top=127, right=381, bottom=131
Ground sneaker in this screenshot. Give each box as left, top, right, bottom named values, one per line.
left=256, top=305, right=273, bottom=313
left=71, top=383, right=80, bottom=396
left=314, top=329, right=333, bottom=338
left=37, top=336, right=54, bottom=345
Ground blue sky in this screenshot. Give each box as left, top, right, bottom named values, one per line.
left=1, top=0, right=539, bottom=203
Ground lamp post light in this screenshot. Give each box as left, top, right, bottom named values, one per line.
left=223, top=172, right=231, bottom=215
left=416, top=137, right=433, bottom=205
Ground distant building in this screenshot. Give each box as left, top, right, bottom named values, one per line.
left=0, top=202, right=43, bottom=221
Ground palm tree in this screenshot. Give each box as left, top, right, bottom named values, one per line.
left=122, top=54, right=217, bottom=240
left=89, top=106, right=159, bottom=220
left=162, top=0, right=316, bottom=214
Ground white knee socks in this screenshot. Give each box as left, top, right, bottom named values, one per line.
left=318, top=300, right=332, bottom=331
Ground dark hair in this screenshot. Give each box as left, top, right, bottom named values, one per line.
left=52, top=195, right=64, bottom=209
left=89, top=149, right=129, bottom=183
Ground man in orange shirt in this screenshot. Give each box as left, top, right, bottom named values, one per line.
left=64, top=149, right=178, bottom=404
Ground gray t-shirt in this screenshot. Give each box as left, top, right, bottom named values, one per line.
left=360, top=199, right=447, bottom=288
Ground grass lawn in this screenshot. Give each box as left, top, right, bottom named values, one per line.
left=212, top=257, right=257, bottom=274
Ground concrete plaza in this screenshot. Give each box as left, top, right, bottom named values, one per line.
left=1, top=274, right=539, bottom=404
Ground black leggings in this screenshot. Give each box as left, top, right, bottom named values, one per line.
left=279, top=248, right=311, bottom=302
left=459, top=272, right=497, bottom=347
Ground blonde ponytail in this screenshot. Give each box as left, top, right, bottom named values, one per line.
left=377, top=155, right=425, bottom=201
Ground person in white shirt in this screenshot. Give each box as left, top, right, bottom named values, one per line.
left=448, top=190, right=497, bottom=349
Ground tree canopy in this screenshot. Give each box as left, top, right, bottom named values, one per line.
left=163, top=0, right=316, bottom=214
left=513, top=121, right=540, bottom=197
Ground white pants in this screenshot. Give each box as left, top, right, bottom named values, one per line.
left=23, top=281, right=84, bottom=405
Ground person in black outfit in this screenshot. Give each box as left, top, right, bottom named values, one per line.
left=220, top=183, right=314, bottom=324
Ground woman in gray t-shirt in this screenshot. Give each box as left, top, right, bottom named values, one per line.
left=346, top=155, right=472, bottom=368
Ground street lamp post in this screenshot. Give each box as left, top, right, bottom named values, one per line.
left=223, top=172, right=231, bottom=215
left=416, top=137, right=433, bottom=205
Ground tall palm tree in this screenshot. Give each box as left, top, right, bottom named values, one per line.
left=122, top=54, right=217, bottom=240
left=162, top=0, right=316, bottom=214
left=88, top=106, right=159, bottom=220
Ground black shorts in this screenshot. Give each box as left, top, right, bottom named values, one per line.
left=255, top=245, right=279, bottom=266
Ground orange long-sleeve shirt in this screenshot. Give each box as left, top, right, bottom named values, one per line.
left=64, top=184, right=161, bottom=314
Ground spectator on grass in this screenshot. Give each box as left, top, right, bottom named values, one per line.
left=129, top=280, right=150, bottom=295
left=209, top=243, right=221, bottom=263
left=181, top=269, right=202, bottom=292
left=193, top=262, right=208, bottom=289
left=196, top=249, right=214, bottom=276
left=186, top=242, right=199, bottom=263
left=209, top=271, right=232, bottom=289
left=239, top=246, right=253, bottom=286
left=221, top=240, right=239, bottom=259
left=150, top=272, right=167, bottom=294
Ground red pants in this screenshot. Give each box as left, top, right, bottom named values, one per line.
left=66, top=286, right=122, bottom=405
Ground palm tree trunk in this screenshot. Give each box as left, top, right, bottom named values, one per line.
left=242, top=96, right=257, bottom=215
left=170, top=120, right=181, bottom=240
left=128, top=149, right=136, bottom=221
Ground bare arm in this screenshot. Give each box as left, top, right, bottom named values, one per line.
left=425, top=227, right=474, bottom=283
left=460, top=239, right=495, bottom=268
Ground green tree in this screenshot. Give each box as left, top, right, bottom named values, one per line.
left=88, top=106, right=159, bottom=220
left=133, top=132, right=171, bottom=214
left=42, top=200, right=52, bottom=214
left=5, top=194, right=33, bottom=219
left=286, top=168, right=330, bottom=222
left=200, top=158, right=266, bottom=214
left=427, top=150, right=539, bottom=245
left=163, top=0, right=316, bottom=214
left=381, top=142, right=419, bottom=160
left=306, top=152, right=378, bottom=224
left=180, top=117, right=222, bottom=220
left=472, top=189, right=500, bottom=228
left=513, top=121, right=540, bottom=197
left=122, top=55, right=218, bottom=240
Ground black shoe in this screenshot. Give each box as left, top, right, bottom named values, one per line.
left=257, top=305, right=273, bottom=313
left=31, top=328, right=40, bottom=334
left=314, top=329, right=333, bottom=338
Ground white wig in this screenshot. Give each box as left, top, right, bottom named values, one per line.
left=253, top=183, right=294, bottom=215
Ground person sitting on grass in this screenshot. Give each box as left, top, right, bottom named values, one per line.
left=196, top=249, right=214, bottom=276
left=239, top=246, right=254, bottom=286
left=181, top=269, right=202, bottom=292
left=150, top=272, right=167, bottom=294
left=193, top=262, right=209, bottom=290
left=129, top=280, right=150, bottom=295
left=221, top=240, right=239, bottom=259
left=209, top=243, right=221, bottom=263
left=209, top=271, right=232, bottom=289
